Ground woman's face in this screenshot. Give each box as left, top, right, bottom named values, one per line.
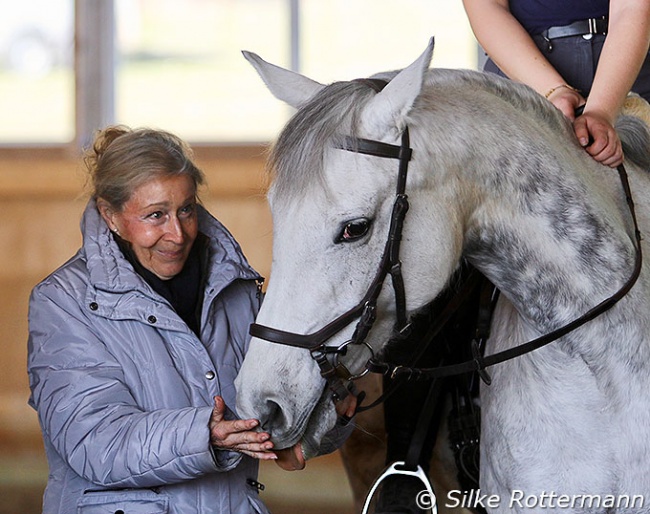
left=101, top=174, right=199, bottom=280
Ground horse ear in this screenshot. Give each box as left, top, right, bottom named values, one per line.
left=242, top=51, right=325, bottom=109
left=362, top=38, right=434, bottom=135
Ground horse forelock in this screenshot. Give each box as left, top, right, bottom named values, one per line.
left=268, top=81, right=377, bottom=204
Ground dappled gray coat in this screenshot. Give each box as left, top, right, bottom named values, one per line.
left=27, top=200, right=269, bottom=514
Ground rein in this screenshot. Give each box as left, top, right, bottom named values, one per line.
left=249, top=78, right=644, bottom=408
left=367, top=163, right=643, bottom=387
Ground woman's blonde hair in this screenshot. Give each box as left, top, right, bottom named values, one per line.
left=84, top=125, right=205, bottom=209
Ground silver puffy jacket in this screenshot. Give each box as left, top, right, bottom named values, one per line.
left=28, top=200, right=269, bottom=514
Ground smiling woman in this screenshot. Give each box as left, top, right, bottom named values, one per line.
left=26, top=125, right=280, bottom=514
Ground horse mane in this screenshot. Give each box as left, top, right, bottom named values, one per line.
left=268, top=80, right=376, bottom=200
left=617, top=115, right=650, bottom=170
left=424, top=69, right=650, bottom=170
left=268, top=68, right=650, bottom=201
left=422, top=68, right=572, bottom=131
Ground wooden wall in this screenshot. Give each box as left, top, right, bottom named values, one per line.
left=0, top=145, right=273, bottom=453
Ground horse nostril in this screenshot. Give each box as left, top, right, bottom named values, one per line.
left=261, top=400, right=281, bottom=431
left=261, top=399, right=293, bottom=440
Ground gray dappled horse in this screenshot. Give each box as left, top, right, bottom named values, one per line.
left=235, top=39, right=650, bottom=513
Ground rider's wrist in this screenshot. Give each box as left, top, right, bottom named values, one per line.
left=545, top=83, right=580, bottom=99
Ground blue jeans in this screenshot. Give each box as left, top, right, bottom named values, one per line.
left=484, top=33, right=650, bottom=102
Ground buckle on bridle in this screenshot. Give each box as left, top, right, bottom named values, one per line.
left=471, top=339, right=492, bottom=385
left=351, top=302, right=377, bottom=342
left=311, top=339, right=375, bottom=382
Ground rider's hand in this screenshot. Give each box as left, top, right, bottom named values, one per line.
left=573, top=110, right=623, bottom=168
left=547, top=86, right=623, bottom=168
left=209, top=396, right=277, bottom=460
left=547, top=86, right=585, bottom=122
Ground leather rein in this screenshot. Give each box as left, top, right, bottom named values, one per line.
left=249, top=79, right=644, bottom=410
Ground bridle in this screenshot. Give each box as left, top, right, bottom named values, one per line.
left=250, top=79, right=413, bottom=402
left=249, top=78, right=643, bottom=409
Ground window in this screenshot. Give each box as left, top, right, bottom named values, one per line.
left=115, top=0, right=291, bottom=143
left=300, top=0, right=477, bottom=81
left=0, top=0, right=477, bottom=146
left=0, top=0, right=74, bottom=144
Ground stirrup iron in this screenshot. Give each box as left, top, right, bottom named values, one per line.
left=361, top=461, right=438, bottom=514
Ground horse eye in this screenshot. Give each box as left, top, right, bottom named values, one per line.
left=336, top=219, right=371, bottom=243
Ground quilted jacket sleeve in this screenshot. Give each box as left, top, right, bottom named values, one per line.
left=27, top=279, right=239, bottom=488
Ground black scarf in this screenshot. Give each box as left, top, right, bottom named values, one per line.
left=114, top=233, right=208, bottom=336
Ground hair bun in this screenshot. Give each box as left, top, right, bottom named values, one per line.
left=92, top=125, right=131, bottom=160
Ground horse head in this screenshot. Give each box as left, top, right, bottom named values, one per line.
left=234, top=39, right=465, bottom=459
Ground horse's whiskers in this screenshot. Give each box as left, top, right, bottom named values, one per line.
left=338, top=416, right=384, bottom=444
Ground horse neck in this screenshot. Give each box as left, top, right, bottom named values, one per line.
left=460, top=146, right=638, bottom=333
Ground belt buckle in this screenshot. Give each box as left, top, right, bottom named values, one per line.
left=589, top=18, right=597, bottom=34
left=581, top=18, right=597, bottom=40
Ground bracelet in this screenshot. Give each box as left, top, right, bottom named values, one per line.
left=545, top=84, right=580, bottom=99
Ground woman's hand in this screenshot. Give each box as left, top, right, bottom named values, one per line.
left=573, top=110, right=623, bottom=167
left=209, top=396, right=277, bottom=460
left=547, top=87, right=623, bottom=167
left=546, top=85, right=585, bottom=121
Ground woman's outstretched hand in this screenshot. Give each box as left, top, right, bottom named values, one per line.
left=209, top=396, right=278, bottom=460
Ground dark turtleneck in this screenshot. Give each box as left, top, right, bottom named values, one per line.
left=114, top=233, right=208, bottom=336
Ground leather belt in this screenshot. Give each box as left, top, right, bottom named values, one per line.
left=541, top=17, right=608, bottom=40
